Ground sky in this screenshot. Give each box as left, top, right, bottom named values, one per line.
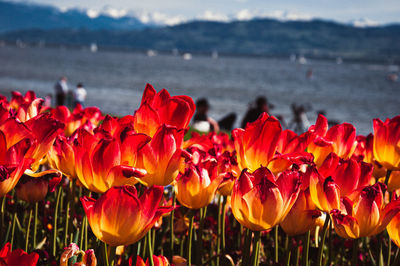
left=10, top=0, right=400, bottom=26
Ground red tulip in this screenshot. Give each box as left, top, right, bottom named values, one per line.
left=308, top=114, right=357, bottom=166
left=318, top=152, right=373, bottom=198
left=74, top=129, right=148, bottom=193
left=0, top=242, right=39, bottom=265
left=134, top=84, right=195, bottom=136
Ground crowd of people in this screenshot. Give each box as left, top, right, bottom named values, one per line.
left=52, top=76, right=87, bottom=108
left=191, top=96, right=329, bottom=134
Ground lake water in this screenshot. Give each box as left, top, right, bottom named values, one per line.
left=0, top=45, right=398, bottom=134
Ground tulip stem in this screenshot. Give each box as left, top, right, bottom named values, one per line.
left=10, top=212, right=16, bottom=250
left=243, top=228, right=252, bottom=264
left=221, top=196, right=227, bottom=252
left=274, top=225, right=279, bottom=263
left=187, top=215, right=194, bottom=266
left=25, top=207, right=33, bottom=251
left=33, top=202, right=38, bottom=248
left=317, top=214, right=330, bottom=266
left=0, top=196, right=5, bottom=236
left=385, top=170, right=392, bottom=187
left=302, top=231, right=310, bottom=266
left=217, top=195, right=222, bottom=266
left=53, top=187, right=62, bottom=258
left=169, top=188, right=176, bottom=260
left=251, top=231, right=261, bottom=266
left=147, top=230, right=155, bottom=266
left=103, top=242, right=109, bottom=266
left=196, top=206, right=207, bottom=265
left=351, top=238, right=358, bottom=265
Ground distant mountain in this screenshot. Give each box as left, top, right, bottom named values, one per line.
left=2, top=18, right=400, bottom=61
left=0, top=1, right=146, bottom=32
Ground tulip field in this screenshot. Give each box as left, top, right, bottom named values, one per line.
left=1, top=84, right=400, bottom=265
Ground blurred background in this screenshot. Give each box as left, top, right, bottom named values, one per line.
left=0, top=0, right=399, bottom=134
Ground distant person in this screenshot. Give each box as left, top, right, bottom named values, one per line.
left=192, top=98, right=219, bottom=132
left=54, top=76, right=68, bottom=106
left=289, top=103, right=311, bottom=133
left=241, top=96, right=272, bottom=128
left=73, top=83, right=87, bottom=107
left=218, top=113, right=237, bottom=132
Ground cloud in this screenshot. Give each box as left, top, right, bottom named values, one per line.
left=197, top=10, right=229, bottom=22
left=234, top=9, right=312, bottom=21
left=351, top=18, right=380, bottom=27
left=134, top=11, right=187, bottom=25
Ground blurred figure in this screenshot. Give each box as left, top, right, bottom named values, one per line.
left=192, top=98, right=219, bottom=132
left=218, top=113, right=237, bottom=132
left=289, top=103, right=311, bottom=133
left=54, top=76, right=68, bottom=106
left=241, top=96, right=271, bottom=128
left=73, top=83, right=87, bottom=107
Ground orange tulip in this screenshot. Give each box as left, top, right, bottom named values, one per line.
left=354, top=134, right=386, bottom=179
left=373, top=116, right=400, bottom=170
left=281, top=189, right=322, bottom=236
left=74, top=129, right=148, bottom=193
left=331, top=183, right=400, bottom=238
left=175, top=160, right=223, bottom=209
left=309, top=166, right=341, bottom=212
left=308, top=114, right=357, bottom=166
left=232, top=113, right=282, bottom=173
left=136, top=125, right=187, bottom=187
left=134, top=84, right=195, bottom=137
left=387, top=206, right=400, bottom=248
left=276, top=129, right=311, bottom=154
left=81, top=185, right=172, bottom=246
left=47, top=135, right=77, bottom=179
left=231, top=167, right=301, bottom=231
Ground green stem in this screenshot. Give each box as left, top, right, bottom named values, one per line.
left=103, top=242, right=109, bottom=266
left=274, top=225, right=279, bottom=263
left=243, top=229, right=252, bottom=265
left=53, top=187, right=62, bottom=257
left=84, top=217, right=88, bottom=251
left=393, top=246, right=400, bottom=266
left=33, top=202, right=38, bottom=248
left=147, top=231, right=154, bottom=266
left=295, top=242, right=300, bottom=266
left=10, top=212, right=16, bottom=250
left=187, top=215, right=194, bottom=265
left=25, top=207, right=33, bottom=251
left=169, top=188, right=176, bottom=260
left=352, top=238, right=358, bottom=265
left=302, top=231, right=310, bottom=266
left=196, top=206, right=207, bottom=265
left=285, top=235, right=292, bottom=266
left=221, top=196, right=227, bottom=252
left=0, top=196, right=5, bottom=236
left=217, top=195, right=222, bottom=266
left=251, top=231, right=261, bottom=266
left=317, top=214, right=330, bottom=266
left=80, top=216, right=86, bottom=249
